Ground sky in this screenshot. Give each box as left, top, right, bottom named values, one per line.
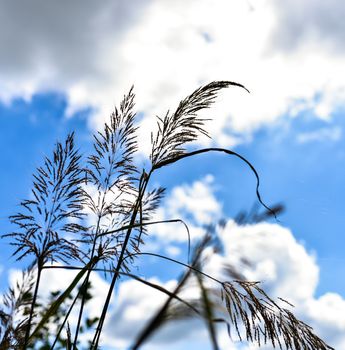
left=0, top=0, right=345, bottom=349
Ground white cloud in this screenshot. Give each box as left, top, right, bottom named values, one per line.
left=148, top=175, right=221, bottom=244
left=269, top=0, right=345, bottom=53
left=98, top=219, right=345, bottom=349
left=296, top=126, right=342, bottom=144
left=165, top=174, right=221, bottom=224
left=303, top=293, right=345, bottom=347
left=212, top=221, right=319, bottom=303
left=1, top=0, right=345, bottom=155
left=206, top=220, right=345, bottom=349
left=164, top=245, right=182, bottom=257
left=101, top=277, right=209, bottom=349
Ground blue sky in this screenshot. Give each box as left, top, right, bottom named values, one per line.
left=1, top=1, right=345, bottom=349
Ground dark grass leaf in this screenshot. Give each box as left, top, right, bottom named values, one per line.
left=131, top=237, right=211, bottom=350
left=126, top=273, right=200, bottom=316
left=28, top=257, right=98, bottom=344
left=195, top=265, right=219, bottom=350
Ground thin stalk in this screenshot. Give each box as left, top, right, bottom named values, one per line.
left=72, top=215, right=102, bottom=350
left=123, top=252, right=222, bottom=285
left=23, top=261, right=43, bottom=349
left=91, top=170, right=151, bottom=349
left=153, top=147, right=275, bottom=217
left=50, top=278, right=86, bottom=350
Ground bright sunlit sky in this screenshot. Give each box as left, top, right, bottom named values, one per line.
left=0, top=1, right=345, bottom=349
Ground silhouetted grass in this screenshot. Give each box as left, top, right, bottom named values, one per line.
left=0, top=82, right=334, bottom=350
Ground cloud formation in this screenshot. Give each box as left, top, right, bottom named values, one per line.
left=102, top=178, right=345, bottom=349
left=99, top=220, right=345, bottom=349
left=269, top=0, right=345, bottom=53
left=148, top=175, right=221, bottom=244
left=1, top=0, right=344, bottom=154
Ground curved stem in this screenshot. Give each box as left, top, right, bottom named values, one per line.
left=153, top=147, right=275, bottom=218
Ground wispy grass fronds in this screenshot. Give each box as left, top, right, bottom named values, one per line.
left=84, top=86, right=138, bottom=222
left=81, top=87, right=139, bottom=267
left=0, top=268, right=34, bottom=349
left=221, top=280, right=333, bottom=350
left=2, top=132, right=85, bottom=348
left=86, top=86, right=137, bottom=195
left=75, top=88, right=141, bottom=348
left=5, top=132, right=84, bottom=265
left=127, top=243, right=334, bottom=350
left=151, top=81, right=248, bottom=168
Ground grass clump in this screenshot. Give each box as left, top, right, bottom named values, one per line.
left=0, top=81, right=334, bottom=350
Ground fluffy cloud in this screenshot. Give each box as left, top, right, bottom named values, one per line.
left=100, top=220, right=345, bottom=349
left=103, top=178, right=345, bottom=349
left=148, top=175, right=221, bottom=244
left=213, top=221, right=319, bottom=303
left=217, top=221, right=345, bottom=349
left=164, top=174, right=222, bottom=225
left=1, top=0, right=344, bottom=155
left=101, top=278, right=210, bottom=349
left=117, top=176, right=345, bottom=348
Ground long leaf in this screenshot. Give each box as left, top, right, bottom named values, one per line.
left=28, top=257, right=98, bottom=343
left=131, top=238, right=210, bottom=350
left=195, top=267, right=219, bottom=350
